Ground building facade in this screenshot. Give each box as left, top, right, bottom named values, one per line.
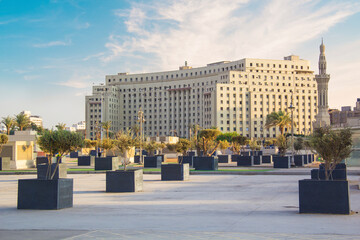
left=21, top=110, right=43, bottom=128
left=85, top=55, right=318, bottom=140
left=330, top=98, right=360, bottom=127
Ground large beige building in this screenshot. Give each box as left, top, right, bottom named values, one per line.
left=85, top=55, right=318, bottom=140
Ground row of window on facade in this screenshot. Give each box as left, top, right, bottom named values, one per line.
left=108, top=64, right=246, bottom=83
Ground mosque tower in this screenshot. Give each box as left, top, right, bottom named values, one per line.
left=314, top=39, right=331, bottom=128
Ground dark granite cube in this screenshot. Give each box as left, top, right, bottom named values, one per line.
left=106, top=169, right=143, bottom=192
left=18, top=178, right=73, bottom=210
left=273, top=156, right=291, bottom=168
left=193, top=157, right=218, bottom=170
left=178, top=156, right=193, bottom=167
left=0, top=157, right=11, bottom=170
left=37, top=163, right=67, bottom=180
left=95, top=157, right=119, bottom=171
left=161, top=164, right=189, bottom=181
left=144, top=156, right=162, bottom=168
left=299, top=179, right=350, bottom=214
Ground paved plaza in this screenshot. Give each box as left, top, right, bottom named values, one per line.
left=0, top=173, right=360, bottom=239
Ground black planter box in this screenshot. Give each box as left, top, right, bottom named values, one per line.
left=253, top=156, right=262, bottom=165
left=106, top=169, right=143, bottom=192
left=187, top=151, right=196, bottom=156
left=262, top=155, right=272, bottom=164
left=0, top=157, right=10, bottom=170
left=217, top=155, right=231, bottom=164
left=78, top=156, right=95, bottom=166
left=250, top=151, right=263, bottom=156
left=319, top=163, right=347, bottom=170
left=193, top=156, right=218, bottom=170
left=70, top=151, right=78, bottom=158
left=241, top=151, right=251, bottom=156
left=18, top=178, right=73, bottom=210
left=233, top=155, right=253, bottom=166
left=294, top=155, right=304, bottom=167
left=303, top=155, right=309, bottom=165
left=95, top=157, right=119, bottom=171
left=36, top=157, right=49, bottom=167
left=161, top=164, right=190, bottom=181
left=144, top=156, right=162, bottom=168
left=37, top=163, right=67, bottom=179
left=134, top=155, right=141, bottom=163
left=308, top=154, right=314, bottom=163
left=311, top=169, right=347, bottom=180
left=298, top=179, right=350, bottom=214
left=178, top=156, right=193, bottom=167
left=273, top=156, right=291, bottom=168
left=156, top=154, right=167, bottom=162
left=90, top=150, right=97, bottom=156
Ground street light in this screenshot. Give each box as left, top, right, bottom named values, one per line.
left=137, top=108, right=145, bottom=164
left=288, top=104, right=295, bottom=164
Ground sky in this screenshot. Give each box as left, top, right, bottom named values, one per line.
left=1, top=0, right=360, bottom=129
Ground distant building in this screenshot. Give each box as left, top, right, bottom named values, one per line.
left=330, top=98, right=360, bottom=127
left=86, top=54, right=319, bottom=139
left=21, top=110, right=43, bottom=128
left=66, top=121, right=86, bottom=132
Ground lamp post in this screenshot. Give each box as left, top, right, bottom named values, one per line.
left=288, top=104, right=295, bottom=164
left=137, top=108, right=145, bottom=164
left=260, top=126, right=264, bottom=150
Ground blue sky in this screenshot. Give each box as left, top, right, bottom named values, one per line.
left=1, top=0, right=360, bottom=128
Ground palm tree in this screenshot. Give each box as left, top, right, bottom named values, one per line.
left=15, top=113, right=30, bottom=131
left=265, top=111, right=292, bottom=135
left=56, top=123, right=66, bottom=130
left=102, top=121, right=112, bottom=139
left=131, top=124, right=140, bottom=137
left=1, top=116, right=15, bottom=135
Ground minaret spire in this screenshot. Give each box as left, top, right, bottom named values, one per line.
left=314, top=39, right=331, bottom=128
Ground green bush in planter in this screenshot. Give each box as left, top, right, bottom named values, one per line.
left=37, top=130, right=84, bottom=179
left=308, top=127, right=352, bottom=180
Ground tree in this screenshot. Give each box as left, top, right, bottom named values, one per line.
left=55, top=123, right=66, bottom=130
left=15, top=113, right=30, bottom=131
left=158, top=142, right=166, bottom=154
left=1, top=116, right=15, bottom=135
left=37, top=130, right=84, bottom=179
left=113, top=130, right=138, bottom=171
left=275, top=134, right=288, bottom=156
left=230, top=135, right=247, bottom=154
left=131, top=124, right=140, bottom=137
left=294, top=137, right=304, bottom=153
left=308, top=127, right=352, bottom=180
left=83, top=139, right=97, bottom=155
left=218, top=140, right=230, bottom=154
left=144, top=141, right=159, bottom=157
left=99, top=139, right=115, bottom=157
left=216, top=132, right=239, bottom=142
left=199, top=129, right=221, bottom=156
left=102, top=121, right=112, bottom=139
left=265, top=111, right=292, bottom=135
left=0, top=134, right=8, bottom=154
left=175, top=138, right=191, bottom=156
left=249, top=139, right=260, bottom=151
left=189, top=124, right=202, bottom=154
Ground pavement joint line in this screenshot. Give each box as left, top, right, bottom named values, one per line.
left=63, top=230, right=98, bottom=240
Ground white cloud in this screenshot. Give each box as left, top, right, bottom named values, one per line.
left=103, top=0, right=360, bottom=71
left=33, top=40, right=72, bottom=48
left=83, top=52, right=105, bottom=61
left=56, top=74, right=95, bottom=89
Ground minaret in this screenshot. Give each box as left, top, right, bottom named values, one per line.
left=314, top=38, right=330, bottom=128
